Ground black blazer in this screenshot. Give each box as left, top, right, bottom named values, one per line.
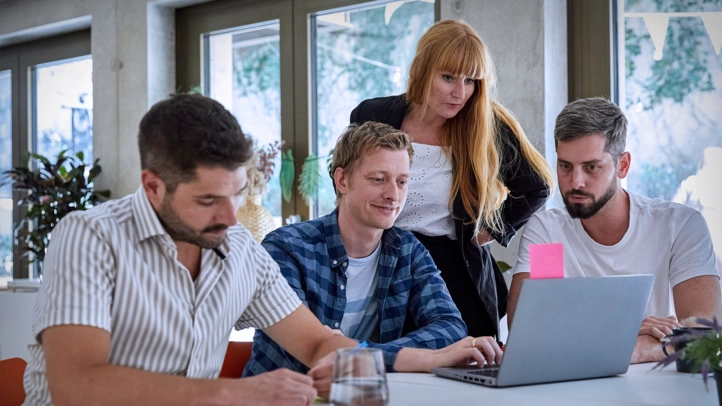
left=350, top=94, right=550, bottom=336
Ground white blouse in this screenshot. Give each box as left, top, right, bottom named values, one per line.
left=395, top=143, right=456, bottom=240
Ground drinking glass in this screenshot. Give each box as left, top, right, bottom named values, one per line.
left=329, top=347, right=389, bottom=406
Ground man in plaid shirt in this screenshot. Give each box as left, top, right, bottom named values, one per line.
left=244, top=122, right=502, bottom=393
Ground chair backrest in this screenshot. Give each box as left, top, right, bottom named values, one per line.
left=0, top=357, right=27, bottom=406
left=219, top=341, right=253, bottom=379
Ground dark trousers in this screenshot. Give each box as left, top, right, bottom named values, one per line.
left=405, top=233, right=496, bottom=338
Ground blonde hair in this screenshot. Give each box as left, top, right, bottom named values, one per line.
left=330, top=122, right=413, bottom=202
left=406, top=20, right=553, bottom=235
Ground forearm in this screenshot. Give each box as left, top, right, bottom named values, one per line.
left=392, top=347, right=437, bottom=373
left=631, top=335, right=665, bottom=364
left=49, top=364, right=233, bottom=406
left=306, top=334, right=357, bottom=367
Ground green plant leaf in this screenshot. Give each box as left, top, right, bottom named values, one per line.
left=76, top=151, right=84, bottom=162
left=298, top=155, right=321, bottom=203
left=20, top=152, right=31, bottom=168
left=497, top=261, right=512, bottom=273
left=30, top=153, right=51, bottom=166
left=280, top=149, right=295, bottom=203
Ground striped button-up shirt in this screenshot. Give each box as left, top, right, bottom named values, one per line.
left=24, top=186, right=301, bottom=405
left=243, top=210, right=467, bottom=376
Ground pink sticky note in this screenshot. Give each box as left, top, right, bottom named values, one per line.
left=529, top=243, right=564, bottom=279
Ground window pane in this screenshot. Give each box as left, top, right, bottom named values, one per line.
left=0, top=70, right=11, bottom=287
left=312, top=1, right=436, bottom=217
left=206, top=22, right=282, bottom=225
left=34, top=57, right=93, bottom=162
left=619, top=0, right=722, bottom=269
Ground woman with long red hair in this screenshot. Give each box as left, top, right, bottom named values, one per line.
left=350, top=20, right=554, bottom=339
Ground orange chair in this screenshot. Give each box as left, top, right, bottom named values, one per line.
left=219, top=341, right=253, bottom=378
left=0, top=357, right=27, bottom=406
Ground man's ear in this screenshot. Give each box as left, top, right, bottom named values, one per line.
left=333, top=167, right=349, bottom=196
left=617, top=152, right=631, bottom=179
left=141, top=169, right=166, bottom=208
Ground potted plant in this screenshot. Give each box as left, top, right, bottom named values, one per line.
left=655, top=317, right=722, bottom=402
left=0, top=150, right=108, bottom=276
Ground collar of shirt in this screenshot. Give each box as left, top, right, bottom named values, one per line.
left=131, top=186, right=168, bottom=242
left=321, top=209, right=402, bottom=275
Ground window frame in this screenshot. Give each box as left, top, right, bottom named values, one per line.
left=567, top=0, right=617, bottom=103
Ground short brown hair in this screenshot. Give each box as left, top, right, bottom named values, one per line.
left=554, top=97, right=628, bottom=162
left=329, top=122, right=413, bottom=201
left=138, top=93, right=254, bottom=192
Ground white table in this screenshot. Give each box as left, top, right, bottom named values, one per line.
left=378, top=364, right=717, bottom=406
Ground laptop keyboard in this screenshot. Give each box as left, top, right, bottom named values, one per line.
left=466, top=366, right=500, bottom=377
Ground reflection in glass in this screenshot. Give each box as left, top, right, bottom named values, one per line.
left=619, top=0, right=722, bottom=269
left=0, top=70, right=11, bottom=286
left=206, top=22, right=282, bottom=224
left=34, top=57, right=93, bottom=162
left=312, top=1, right=435, bottom=216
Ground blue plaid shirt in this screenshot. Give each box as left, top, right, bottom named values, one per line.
left=242, top=210, right=467, bottom=375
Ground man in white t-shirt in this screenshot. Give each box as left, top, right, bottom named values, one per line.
left=508, top=97, right=721, bottom=364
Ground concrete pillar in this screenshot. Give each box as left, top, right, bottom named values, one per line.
left=440, top=0, right=568, bottom=268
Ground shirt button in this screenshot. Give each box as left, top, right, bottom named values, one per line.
left=342, top=262, right=347, bottom=267
left=332, top=260, right=338, bottom=265
left=340, top=284, right=345, bottom=290
left=335, top=323, right=340, bottom=328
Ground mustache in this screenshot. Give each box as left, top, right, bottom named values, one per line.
left=565, top=189, right=594, bottom=198
left=203, top=224, right=229, bottom=233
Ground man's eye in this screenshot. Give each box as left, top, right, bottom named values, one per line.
left=198, top=200, right=214, bottom=206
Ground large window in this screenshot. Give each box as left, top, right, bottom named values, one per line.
left=0, top=30, right=91, bottom=282
left=206, top=22, right=283, bottom=223
left=617, top=0, right=722, bottom=269
left=312, top=1, right=436, bottom=216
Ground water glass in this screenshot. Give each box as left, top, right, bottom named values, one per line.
left=329, top=347, right=389, bottom=406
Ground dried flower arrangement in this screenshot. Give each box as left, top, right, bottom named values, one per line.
left=244, top=140, right=283, bottom=197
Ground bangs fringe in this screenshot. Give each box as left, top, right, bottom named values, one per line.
left=436, top=37, right=487, bottom=80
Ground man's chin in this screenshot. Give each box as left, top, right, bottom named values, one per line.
left=565, top=202, right=590, bottom=219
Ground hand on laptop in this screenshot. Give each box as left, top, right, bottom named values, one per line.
left=639, top=315, right=682, bottom=340
left=428, top=336, right=503, bottom=369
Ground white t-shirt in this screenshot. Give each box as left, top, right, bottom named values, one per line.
left=513, top=191, right=719, bottom=318
left=395, top=143, right=456, bottom=239
left=339, top=243, right=381, bottom=341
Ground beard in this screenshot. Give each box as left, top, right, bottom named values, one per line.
left=157, top=195, right=228, bottom=249
left=563, top=179, right=617, bottom=220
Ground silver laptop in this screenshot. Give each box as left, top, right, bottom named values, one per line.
left=432, top=275, right=654, bottom=387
